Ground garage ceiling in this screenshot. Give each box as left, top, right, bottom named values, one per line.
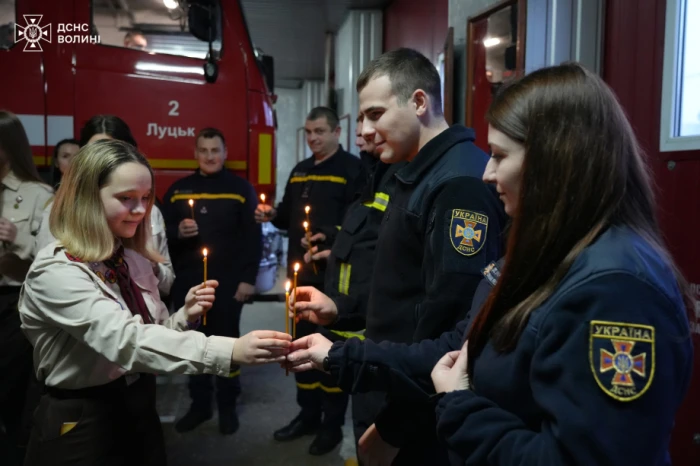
left=93, top=0, right=392, bottom=88
left=240, top=0, right=391, bottom=88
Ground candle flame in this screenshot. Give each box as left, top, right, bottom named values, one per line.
left=303, top=221, right=309, bottom=230
left=294, top=262, right=300, bottom=272
left=260, top=193, right=266, bottom=202
left=189, top=199, right=194, bottom=207
left=285, top=280, right=291, bottom=292
left=202, top=248, right=208, bottom=257
left=305, top=206, right=310, bottom=214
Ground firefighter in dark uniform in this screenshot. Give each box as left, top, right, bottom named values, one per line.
left=255, top=107, right=365, bottom=456
left=301, top=114, right=407, bottom=457
left=162, top=127, right=262, bottom=435
left=288, top=48, right=506, bottom=465
left=287, top=62, right=693, bottom=466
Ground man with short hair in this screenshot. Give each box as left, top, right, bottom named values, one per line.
left=300, top=113, right=407, bottom=462
left=162, top=127, right=262, bottom=435
left=290, top=48, right=507, bottom=465
left=123, top=31, right=147, bottom=50
left=255, top=107, right=365, bottom=456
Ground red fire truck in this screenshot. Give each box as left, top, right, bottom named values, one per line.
left=0, top=0, right=276, bottom=201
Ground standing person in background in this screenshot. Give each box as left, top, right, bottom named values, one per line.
left=0, top=111, right=54, bottom=466
left=35, top=115, right=175, bottom=296
left=162, top=127, right=262, bottom=435
left=50, top=139, right=79, bottom=190
left=255, top=107, right=365, bottom=456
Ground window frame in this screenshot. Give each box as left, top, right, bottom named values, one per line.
left=660, top=0, right=700, bottom=152
left=88, top=0, right=223, bottom=61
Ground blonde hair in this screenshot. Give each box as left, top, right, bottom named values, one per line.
left=50, top=140, right=160, bottom=262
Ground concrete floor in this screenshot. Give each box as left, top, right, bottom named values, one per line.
left=156, top=274, right=355, bottom=466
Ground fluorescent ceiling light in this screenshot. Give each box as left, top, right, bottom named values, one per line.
left=483, top=37, right=501, bottom=48
left=135, top=62, right=204, bottom=75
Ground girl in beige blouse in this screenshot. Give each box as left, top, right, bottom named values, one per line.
left=19, top=140, right=290, bottom=466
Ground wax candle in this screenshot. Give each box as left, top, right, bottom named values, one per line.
left=284, top=280, right=291, bottom=335
left=293, top=262, right=300, bottom=339
left=202, top=248, right=208, bottom=325
left=189, top=199, right=195, bottom=219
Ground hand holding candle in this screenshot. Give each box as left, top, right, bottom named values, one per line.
left=189, top=199, right=195, bottom=219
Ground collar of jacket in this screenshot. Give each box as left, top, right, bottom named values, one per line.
left=2, top=170, right=21, bottom=191
left=195, top=167, right=225, bottom=179
left=396, top=125, right=476, bottom=185
left=305, top=145, right=347, bottom=169
left=360, top=150, right=379, bottom=172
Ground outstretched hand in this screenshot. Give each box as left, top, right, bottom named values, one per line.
left=232, top=330, right=292, bottom=365
left=281, top=333, right=333, bottom=373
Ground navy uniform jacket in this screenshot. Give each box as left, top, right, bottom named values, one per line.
left=325, top=225, right=692, bottom=465
left=162, top=169, right=262, bottom=288
left=320, top=153, right=406, bottom=333
left=365, top=125, right=506, bottom=451
left=273, top=147, right=365, bottom=288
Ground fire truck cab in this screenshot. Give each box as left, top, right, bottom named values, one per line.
left=0, top=0, right=276, bottom=201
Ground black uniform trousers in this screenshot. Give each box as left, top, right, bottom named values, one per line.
left=24, top=375, right=166, bottom=466
left=172, top=279, right=242, bottom=416
left=294, top=319, right=349, bottom=429
left=0, top=287, right=39, bottom=466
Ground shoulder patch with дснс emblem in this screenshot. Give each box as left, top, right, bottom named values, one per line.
left=589, top=320, right=655, bottom=402
left=450, top=209, right=488, bottom=257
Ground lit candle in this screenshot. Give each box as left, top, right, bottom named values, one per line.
left=260, top=193, right=266, bottom=205
left=202, top=248, right=208, bottom=325
left=305, top=205, right=310, bottom=224
left=293, top=262, right=300, bottom=339
left=188, top=199, right=195, bottom=219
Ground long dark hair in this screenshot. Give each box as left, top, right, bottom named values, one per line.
left=79, top=115, right=137, bottom=148
left=51, top=138, right=79, bottom=188
left=467, top=63, right=689, bottom=358
left=0, top=110, right=45, bottom=183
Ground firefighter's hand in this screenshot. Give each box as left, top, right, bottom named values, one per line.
left=0, top=218, right=17, bottom=243
left=183, top=280, right=218, bottom=323
left=178, top=219, right=199, bottom=238
left=301, top=232, right=326, bottom=249
left=291, top=286, right=337, bottom=326
left=283, top=333, right=333, bottom=373
left=255, top=204, right=276, bottom=223
left=232, top=330, right=291, bottom=365
left=303, top=246, right=331, bottom=263
left=234, top=282, right=255, bottom=302
left=358, top=424, right=399, bottom=466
